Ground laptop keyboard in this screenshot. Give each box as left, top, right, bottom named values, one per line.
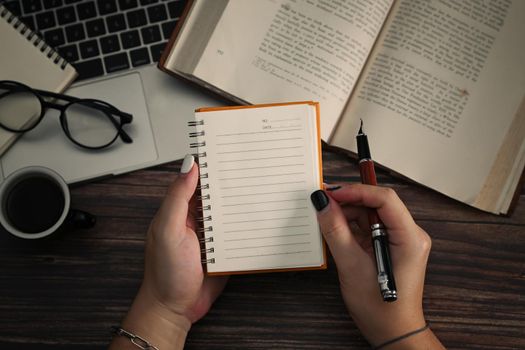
left=1, top=0, right=185, bottom=80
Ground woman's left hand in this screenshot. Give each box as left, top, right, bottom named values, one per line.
left=110, top=155, right=228, bottom=350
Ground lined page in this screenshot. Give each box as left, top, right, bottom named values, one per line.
left=195, top=103, right=324, bottom=274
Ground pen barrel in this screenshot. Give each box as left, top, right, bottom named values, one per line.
left=359, top=159, right=378, bottom=185
left=359, top=160, right=384, bottom=227
left=372, top=227, right=397, bottom=302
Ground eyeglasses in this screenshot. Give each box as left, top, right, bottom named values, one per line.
left=0, top=80, right=133, bottom=150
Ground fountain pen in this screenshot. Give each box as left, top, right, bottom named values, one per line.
left=356, top=120, right=398, bottom=302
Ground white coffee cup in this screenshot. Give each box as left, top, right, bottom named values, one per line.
left=0, top=166, right=95, bottom=239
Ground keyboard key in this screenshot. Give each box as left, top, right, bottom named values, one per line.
left=104, top=52, right=130, bottom=73
left=161, top=20, right=177, bottom=39
left=147, top=4, right=167, bottom=23
left=167, top=0, right=184, bottom=18
left=44, top=28, right=65, bottom=47
left=35, top=11, right=56, bottom=30
left=140, top=0, right=158, bottom=5
left=106, top=14, right=126, bottom=33
left=141, top=25, right=161, bottom=44
left=97, top=0, right=117, bottom=15
left=58, top=44, right=79, bottom=62
left=44, top=0, right=63, bottom=9
left=118, top=0, right=138, bottom=10
left=65, top=23, right=85, bottom=42
left=149, top=41, right=167, bottom=62
left=130, top=47, right=150, bottom=67
left=22, top=0, right=42, bottom=14
left=77, top=1, right=97, bottom=20
left=21, top=16, right=35, bottom=31
left=3, top=1, right=22, bottom=16
left=57, top=6, right=77, bottom=25
left=86, top=18, right=106, bottom=37
left=79, top=39, right=100, bottom=59
left=65, top=0, right=82, bottom=3
left=100, top=34, right=121, bottom=54
left=120, top=30, right=141, bottom=49
left=126, top=9, right=147, bottom=28
left=73, top=58, right=104, bottom=80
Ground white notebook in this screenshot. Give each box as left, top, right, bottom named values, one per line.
left=191, top=102, right=326, bottom=275
left=0, top=5, right=77, bottom=156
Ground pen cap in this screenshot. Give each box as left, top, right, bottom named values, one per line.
left=356, top=134, right=371, bottom=161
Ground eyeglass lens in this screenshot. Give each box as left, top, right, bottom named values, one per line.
left=64, top=102, right=122, bottom=148
left=0, top=86, right=42, bottom=131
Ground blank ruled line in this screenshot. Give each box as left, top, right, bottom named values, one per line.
left=222, top=199, right=307, bottom=207
left=216, top=129, right=302, bottom=137
left=223, top=207, right=308, bottom=215
left=270, top=118, right=301, bottom=122
left=225, top=250, right=312, bottom=259
left=273, top=125, right=301, bottom=129
left=217, top=137, right=302, bottom=146
left=219, top=172, right=303, bottom=181
left=224, top=233, right=310, bottom=241
left=225, top=242, right=311, bottom=251
left=218, top=155, right=303, bottom=163
left=217, top=146, right=302, bottom=154
left=219, top=164, right=304, bottom=172
left=221, top=181, right=305, bottom=190
left=221, top=190, right=306, bottom=198
left=224, top=215, right=309, bottom=224
left=224, top=225, right=309, bottom=233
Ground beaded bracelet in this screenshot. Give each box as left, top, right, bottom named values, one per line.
left=372, top=323, right=430, bottom=350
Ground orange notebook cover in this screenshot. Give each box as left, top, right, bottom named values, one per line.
left=190, top=101, right=326, bottom=275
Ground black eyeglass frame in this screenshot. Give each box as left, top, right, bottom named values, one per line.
left=0, top=80, right=133, bottom=150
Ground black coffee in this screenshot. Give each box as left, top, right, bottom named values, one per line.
left=5, top=176, right=65, bottom=233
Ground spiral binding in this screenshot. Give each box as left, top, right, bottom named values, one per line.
left=0, top=5, right=70, bottom=70
left=196, top=215, right=212, bottom=223
left=198, top=229, right=213, bottom=236
left=188, top=119, right=214, bottom=265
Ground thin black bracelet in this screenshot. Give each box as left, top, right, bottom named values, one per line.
left=372, top=323, right=430, bottom=350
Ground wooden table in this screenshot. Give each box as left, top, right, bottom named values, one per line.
left=1, top=149, right=524, bottom=349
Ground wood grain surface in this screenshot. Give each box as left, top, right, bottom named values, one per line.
left=1, top=149, right=524, bottom=349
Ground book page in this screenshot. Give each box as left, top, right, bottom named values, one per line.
left=191, top=0, right=393, bottom=140
left=193, top=103, right=324, bottom=274
left=332, top=0, right=525, bottom=213
left=164, top=0, right=228, bottom=73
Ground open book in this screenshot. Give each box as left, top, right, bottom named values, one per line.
left=190, top=102, right=326, bottom=275
left=159, top=0, right=525, bottom=215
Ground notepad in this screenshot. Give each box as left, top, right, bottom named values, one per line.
left=190, top=102, right=326, bottom=275
left=0, top=5, right=77, bottom=156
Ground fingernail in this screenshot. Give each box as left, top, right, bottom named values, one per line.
left=180, top=154, right=194, bottom=174
left=326, top=185, right=341, bottom=191
left=310, top=190, right=329, bottom=211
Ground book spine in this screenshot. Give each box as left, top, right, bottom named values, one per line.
left=0, top=5, right=69, bottom=70
left=188, top=120, right=215, bottom=265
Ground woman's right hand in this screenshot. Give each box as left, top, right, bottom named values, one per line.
left=311, top=184, right=445, bottom=349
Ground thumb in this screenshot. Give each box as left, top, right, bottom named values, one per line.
left=166, top=154, right=199, bottom=200
left=310, top=190, right=368, bottom=272
left=156, top=154, right=199, bottom=232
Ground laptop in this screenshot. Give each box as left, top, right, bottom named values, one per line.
left=0, top=0, right=221, bottom=183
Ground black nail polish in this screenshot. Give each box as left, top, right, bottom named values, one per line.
left=326, top=185, right=341, bottom=191
left=310, top=190, right=329, bottom=211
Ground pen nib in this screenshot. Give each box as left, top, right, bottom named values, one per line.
left=358, top=119, right=364, bottom=135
